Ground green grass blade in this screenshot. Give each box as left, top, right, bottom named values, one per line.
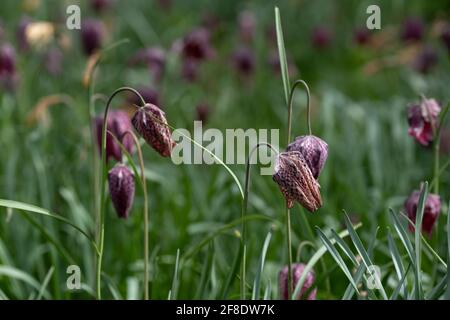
left=413, top=182, right=428, bottom=300
left=263, top=279, right=271, bottom=300
left=390, top=209, right=415, bottom=263
left=169, top=248, right=180, bottom=300
left=37, top=267, right=54, bottom=300
left=0, top=266, right=50, bottom=299
left=220, top=241, right=243, bottom=299
left=427, top=275, right=447, bottom=299
left=195, top=247, right=214, bottom=299
left=387, top=230, right=407, bottom=297
left=252, top=231, right=272, bottom=300
left=275, top=6, right=290, bottom=105
left=445, top=200, right=450, bottom=299
left=390, top=263, right=411, bottom=300
left=330, top=229, right=358, bottom=265
left=316, top=227, right=359, bottom=293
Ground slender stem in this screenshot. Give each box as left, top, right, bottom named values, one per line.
left=285, top=207, right=293, bottom=299
left=97, top=87, right=145, bottom=300
left=122, top=130, right=149, bottom=300
left=432, top=102, right=450, bottom=195
left=288, top=79, right=312, bottom=139
left=241, top=142, right=278, bottom=300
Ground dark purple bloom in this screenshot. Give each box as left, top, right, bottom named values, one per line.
left=127, top=86, right=160, bottom=107
left=279, top=263, right=317, bottom=300
left=132, top=104, right=176, bottom=157
left=404, top=190, right=441, bottom=236
left=43, top=47, right=63, bottom=75
left=90, top=0, right=113, bottom=13
left=95, top=110, right=135, bottom=162
left=181, top=28, right=214, bottom=61
left=287, top=135, right=328, bottom=179
left=238, top=10, right=256, bottom=43
left=407, top=98, right=441, bottom=146
left=401, top=17, right=424, bottom=42
left=441, top=24, right=450, bottom=52
left=17, top=16, right=32, bottom=52
left=108, top=164, right=135, bottom=219
left=0, top=43, right=18, bottom=90
left=128, top=47, right=166, bottom=82
left=353, top=28, right=371, bottom=45
left=80, top=19, right=104, bottom=55
left=273, top=151, right=322, bottom=212
left=413, top=46, right=438, bottom=74
left=232, top=47, right=255, bottom=76
left=311, top=26, right=332, bottom=49
left=196, top=103, right=210, bottom=123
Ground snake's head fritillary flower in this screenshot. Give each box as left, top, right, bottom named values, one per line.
left=182, top=28, right=214, bottom=61
left=43, top=47, right=63, bottom=75
left=80, top=19, right=104, bottom=55
left=90, top=0, right=113, bottom=13
left=401, top=17, right=424, bottom=42
left=108, top=164, right=135, bottom=219
left=196, top=103, right=210, bottom=123
left=128, top=47, right=166, bottom=82
left=131, top=103, right=176, bottom=157
left=95, top=110, right=134, bottom=162
left=238, top=10, right=256, bottom=43
left=273, top=151, right=322, bottom=212
left=413, top=46, right=438, bottom=74
left=407, top=98, right=441, bottom=146
left=404, top=190, right=441, bottom=236
left=0, top=43, right=18, bottom=91
left=311, top=26, right=332, bottom=49
left=287, top=135, right=328, bottom=179
left=353, top=28, right=371, bottom=46
left=17, top=16, right=32, bottom=52
left=279, top=263, right=317, bottom=300
left=232, top=47, right=255, bottom=76
left=181, top=58, right=199, bottom=82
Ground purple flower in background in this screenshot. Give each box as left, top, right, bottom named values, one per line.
left=127, top=86, right=160, bottom=107
left=90, top=0, right=113, bottom=13
left=279, top=263, right=317, bottom=300
left=232, top=47, right=255, bottom=76
left=17, top=16, right=32, bottom=52
left=404, top=190, right=441, bottom=236
left=43, top=47, right=63, bottom=76
left=181, top=58, right=199, bottom=82
left=413, top=46, right=438, bottom=74
left=353, top=27, right=371, bottom=45
left=0, top=43, right=18, bottom=91
left=181, top=28, right=214, bottom=61
left=273, top=151, right=322, bottom=212
left=401, top=17, right=424, bottom=42
left=196, top=103, right=210, bottom=123
left=407, top=98, right=441, bottom=146
left=128, top=47, right=166, bottom=82
left=94, top=111, right=135, bottom=162
left=287, top=135, right=328, bottom=179
left=238, top=10, right=256, bottom=43
left=311, top=26, right=332, bottom=49
left=132, top=104, right=176, bottom=157
left=108, top=164, right=135, bottom=219
left=80, top=19, right=104, bottom=55
left=440, top=24, right=450, bottom=52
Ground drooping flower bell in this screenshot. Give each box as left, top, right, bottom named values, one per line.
left=131, top=103, right=176, bottom=157
left=196, top=103, right=210, bottom=123
left=238, top=10, right=256, bottom=43
left=128, top=47, right=166, bottom=82
left=43, top=47, right=63, bottom=76
left=181, top=28, right=214, bottom=61
left=0, top=43, right=18, bottom=91
left=232, top=47, right=255, bottom=77
left=353, top=27, right=371, bottom=46
left=404, top=190, right=441, bottom=236
left=80, top=19, right=104, bottom=55
left=272, top=151, right=322, bottom=212
left=279, top=263, right=317, bottom=300
left=108, top=164, right=135, bottom=219
left=400, top=17, right=424, bottom=42
left=94, top=110, right=134, bottom=162
left=407, top=98, right=441, bottom=146
left=311, top=26, right=332, bottom=49
left=286, top=135, right=328, bottom=179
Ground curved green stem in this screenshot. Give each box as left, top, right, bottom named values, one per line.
left=96, top=87, right=145, bottom=300
left=432, top=102, right=450, bottom=195
left=241, top=142, right=278, bottom=300
left=122, top=130, right=149, bottom=300
left=288, top=79, right=312, bottom=140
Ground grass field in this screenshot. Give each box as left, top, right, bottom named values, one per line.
left=0, top=0, right=450, bottom=300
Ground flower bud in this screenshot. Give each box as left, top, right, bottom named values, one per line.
left=287, top=135, right=328, bottom=179
left=131, top=103, right=176, bottom=157
left=273, top=151, right=322, bottom=212
left=80, top=19, right=104, bottom=55
left=407, top=98, right=441, bottom=146
left=108, top=164, right=135, bottom=219
left=404, top=190, right=441, bottom=236
left=279, top=263, right=317, bottom=300
left=94, top=110, right=134, bottom=162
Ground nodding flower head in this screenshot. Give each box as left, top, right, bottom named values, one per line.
left=413, top=46, right=438, bottom=74
left=401, top=17, right=424, bottom=42
left=108, top=164, right=135, bottom=219
left=95, top=110, right=134, bottom=162
left=17, top=16, right=32, bottom=52
left=43, top=47, right=63, bottom=76
left=311, top=26, right=332, bottom=49
left=80, top=19, right=104, bottom=55
left=279, top=263, right=317, bottom=300
left=238, top=10, right=256, bottom=43
left=287, top=135, right=328, bottom=179
left=181, top=28, right=214, bottom=61
left=407, top=98, right=441, bottom=146
left=0, top=43, right=18, bottom=90
left=353, top=28, right=371, bottom=46
left=128, top=47, right=166, bottom=81
left=131, top=103, right=176, bottom=157
left=232, top=47, right=255, bottom=77
left=272, top=151, right=322, bottom=212
left=196, top=103, right=210, bottom=123
left=404, top=190, right=441, bottom=236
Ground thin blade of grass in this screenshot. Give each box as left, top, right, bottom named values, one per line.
left=275, top=7, right=290, bottom=105
left=36, top=266, right=54, bottom=300
left=390, top=209, right=415, bottom=263
left=195, top=246, right=214, bottom=299
left=169, top=249, right=180, bottom=300
left=0, top=266, right=50, bottom=299
left=220, top=242, right=243, bottom=299
left=252, top=231, right=272, bottom=300
left=445, top=200, right=450, bottom=299
left=390, top=264, right=411, bottom=300
left=413, top=182, right=428, bottom=300
left=427, top=275, right=447, bottom=299
left=387, top=230, right=407, bottom=297
left=263, top=279, right=271, bottom=300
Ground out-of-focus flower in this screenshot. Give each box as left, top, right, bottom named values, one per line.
left=181, top=58, right=199, bottom=82
left=181, top=28, right=214, bottom=61
left=413, top=46, right=438, bottom=74
left=287, top=135, right=328, bottom=179
left=90, top=0, right=113, bottom=13
left=25, top=21, right=54, bottom=50
left=0, top=43, right=18, bottom=91
left=311, top=26, right=332, bottom=49
left=232, top=47, right=255, bottom=76
left=132, top=104, right=176, bottom=157
left=17, top=16, right=32, bottom=51
left=108, top=164, right=135, bottom=219
left=407, top=98, right=441, bottom=146
left=127, top=86, right=159, bottom=107
left=404, top=189, right=441, bottom=236
left=353, top=27, right=371, bottom=45
left=128, top=47, right=166, bottom=81
left=267, top=50, right=298, bottom=77
left=401, top=17, right=424, bottom=42
left=95, top=111, right=135, bottom=162
left=196, top=103, right=210, bottom=123
left=238, top=10, right=256, bottom=43
left=279, top=263, right=317, bottom=300
left=80, top=19, right=104, bottom=55
left=43, top=47, right=63, bottom=75
left=272, top=151, right=322, bottom=212
left=440, top=24, right=450, bottom=52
